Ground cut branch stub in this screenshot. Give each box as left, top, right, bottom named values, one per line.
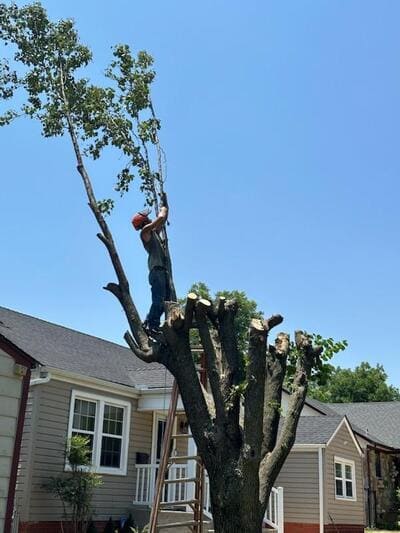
left=295, top=330, right=310, bottom=350
left=124, top=331, right=160, bottom=363
left=275, top=332, right=290, bottom=355
left=263, top=314, right=284, bottom=333
left=216, top=296, right=226, bottom=318
left=165, top=301, right=184, bottom=330
left=249, top=318, right=266, bottom=343
left=184, top=292, right=198, bottom=330
left=103, top=282, right=122, bottom=300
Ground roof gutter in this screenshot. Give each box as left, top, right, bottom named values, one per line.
left=32, top=366, right=140, bottom=399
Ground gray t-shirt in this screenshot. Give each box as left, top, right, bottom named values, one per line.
left=143, top=231, right=167, bottom=271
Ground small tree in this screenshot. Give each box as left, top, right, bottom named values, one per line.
left=309, top=361, right=400, bottom=402
left=44, top=435, right=102, bottom=533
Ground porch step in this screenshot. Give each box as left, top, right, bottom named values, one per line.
left=156, top=519, right=197, bottom=529
left=164, top=476, right=197, bottom=484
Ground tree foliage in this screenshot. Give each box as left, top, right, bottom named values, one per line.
left=0, top=1, right=164, bottom=213
left=43, top=435, right=102, bottom=533
left=308, top=361, right=400, bottom=403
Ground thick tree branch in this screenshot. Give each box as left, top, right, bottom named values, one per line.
left=195, top=299, right=225, bottom=422
left=259, top=331, right=321, bottom=508
left=218, top=299, right=243, bottom=443
left=160, top=322, right=215, bottom=467
left=58, top=65, right=148, bottom=350
left=243, top=319, right=266, bottom=461
left=262, top=332, right=288, bottom=457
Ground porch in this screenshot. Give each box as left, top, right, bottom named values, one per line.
left=132, top=408, right=284, bottom=532
left=133, top=463, right=283, bottom=531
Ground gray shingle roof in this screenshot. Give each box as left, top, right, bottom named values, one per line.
left=328, top=402, right=400, bottom=449
left=0, top=306, right=172, bottom=389
left=291, top=416, right=344, bottom=445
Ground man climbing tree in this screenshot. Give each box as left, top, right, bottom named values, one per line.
left=132, top=192, right=170, bottom=334
left=0, top=4, right=346, bottom=532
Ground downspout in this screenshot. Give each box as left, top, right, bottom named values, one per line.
left=30, top=368, right=51, bottom=386
left=318, top=447, right=324, bottom=533
left=366, top=446, right=372, bottom=527
left=4, top=366, right=31, bottom=533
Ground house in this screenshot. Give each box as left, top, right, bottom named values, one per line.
left=0, top=325, right=37, bottom=533
left=0, top=306, right=367, bottom=533
left=327, top=401, right=400, bottom=529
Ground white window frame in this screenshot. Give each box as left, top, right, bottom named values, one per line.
left=67, top=389, right=131, bottom=476
left=334, top=456, right=356, bottom=501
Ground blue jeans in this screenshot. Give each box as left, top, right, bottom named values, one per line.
left=146, top=268, right=170, bottom=329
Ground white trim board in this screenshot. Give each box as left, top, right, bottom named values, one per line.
left=38, top=366, right=140, bottom=399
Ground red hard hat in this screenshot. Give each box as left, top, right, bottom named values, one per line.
left=132, top=209, right=150, bottom=230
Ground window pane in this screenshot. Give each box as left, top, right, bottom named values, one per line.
left=335, top=463, right=342, bottom=478
left=336, top=479, right=343, bottom=496
left=72, top=431, right=94, bottom=461
left=100, top=436, right=122, bottom=468
left=103, top=405, right=124, bottom=436
left=73, top=399, right=96, bottom=432
left=346, top=481, right=353, bottom=497
left=345, top=464, right=352, bottom=480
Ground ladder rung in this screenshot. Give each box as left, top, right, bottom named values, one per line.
left=157, top=520, right=198, bottom=530
left=171, top=434, right=193, bottom=439
left=160, top=498, right=199, bottom=507
left=164, top=476, right=197, bottom=484
left=169, top=455, right=200, bottom=462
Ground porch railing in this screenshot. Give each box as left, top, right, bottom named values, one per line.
left=135, top=463, right=188, bottom=505
left=264, top=486, right=284, bottom=532
left=134, top=464, right=284, bottom=532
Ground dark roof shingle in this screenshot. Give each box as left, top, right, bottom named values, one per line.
left=0, top=306, right=172, bottom=389
left=328, top=402, right=400, bottom=449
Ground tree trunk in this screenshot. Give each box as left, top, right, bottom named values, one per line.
left=208, top=464, right=264, bottom=533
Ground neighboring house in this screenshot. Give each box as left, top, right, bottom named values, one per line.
left=0, top=306, right=366, bottom=533
left=0, top=328, right=37, bottom=533
left=327, top=401, right=400, bottom=529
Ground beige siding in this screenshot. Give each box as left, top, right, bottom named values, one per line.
left=19, top=379, right=154, bottom=522
left=0, top=349, right=23, bottom=525
left=324, top=422, right=364, bottom=525
left=15, top=385, right=38, bottom=521
left=275, top=451, right=320, bottom=523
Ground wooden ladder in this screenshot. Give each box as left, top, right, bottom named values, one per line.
left=148, top=363, right=207, bottom=532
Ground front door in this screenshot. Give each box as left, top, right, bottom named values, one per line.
left=152, top=412, right=167, bottom=464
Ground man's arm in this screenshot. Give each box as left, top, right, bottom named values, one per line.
left=141, top=194, right=169, bottom=242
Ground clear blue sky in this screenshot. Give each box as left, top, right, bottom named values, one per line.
left=1, top=1, right=400, bottom=386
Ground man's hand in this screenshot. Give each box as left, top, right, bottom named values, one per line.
left=161, top=192, right=168, bottom=208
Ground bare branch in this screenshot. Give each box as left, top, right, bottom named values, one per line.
left=259, top=330, right=319, bottom=508
left=262, top=332, right=288, bottom=457
left=243, top=319, right=267, bottom=460
left=218, top=298, right=242, bottom=442
left=195, top=299, right=225, bottom=422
